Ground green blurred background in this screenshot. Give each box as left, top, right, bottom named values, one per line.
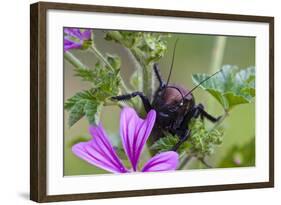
left=64, top=31, right=255, bottom=176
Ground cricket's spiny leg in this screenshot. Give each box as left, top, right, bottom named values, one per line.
left=194, top=104, right=221, bottom=122
left=111, top=92, right=152, bottom=112
left=171, top=103, right=221, bottom=151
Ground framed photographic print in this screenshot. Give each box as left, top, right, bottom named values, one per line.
left=30, top=1, right=274, bottom=202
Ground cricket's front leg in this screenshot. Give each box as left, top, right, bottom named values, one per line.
left=111, top=92, right=152, bottom=113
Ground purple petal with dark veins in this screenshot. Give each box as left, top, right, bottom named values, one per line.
left=72, top=124, right=127, bottom=173
left=120, top=107, right=156, bottom=171
left=142, top=151, right=179, bottom=172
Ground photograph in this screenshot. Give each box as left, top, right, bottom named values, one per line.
left=30, top=2, right=274, bottom=202
left=63, top=28, right=256, bottom=176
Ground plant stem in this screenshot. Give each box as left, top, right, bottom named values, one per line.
left=130, top=48, right=153, bottom=99
left=90, top=46, right=114, bottom=72
left=64, top=51, right=87, bottom=70
left=210, top=36, right=227, bottom=72
left=178, top=155, right=193, bottom=170
left=200, top=158, right=213, bottom=168
left=143, top=65, right=153, bottom=99
left=208, top=36, right=227, bottom=111
left=125, top=48, right=143, bottom=91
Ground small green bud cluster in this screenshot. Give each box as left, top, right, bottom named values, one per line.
left=187, top=119, right=223, bottom=159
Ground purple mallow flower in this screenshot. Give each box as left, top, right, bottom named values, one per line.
left=72, top=107, right=179, bottom=173
left=64, top=28, right=92, bottom=51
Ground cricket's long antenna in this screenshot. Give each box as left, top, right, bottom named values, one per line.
left=166, top=38, right=179, bottom=85
left=183, top=69, right=222, bottom=98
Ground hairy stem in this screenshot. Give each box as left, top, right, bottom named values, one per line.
left=64, top=51, right=87, bottom=70
left=130, top=48, right=154, bottom=99
left=90, top=46, right=114, bottom=71
left=200, top=158, right=213, bottom=168
left=210, top=36, right=227, bottom=72
left=208, top=36, right=227, bottom=111
left=125, top=48, right=143, bottom=91
left=178, top=155, right=193, bottom=169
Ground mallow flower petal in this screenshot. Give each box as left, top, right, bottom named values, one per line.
left=64, top=37, right=81, bottom=51
left=72, top=124, right=127, bottom=173
left=82, top=29, right=92, bottom=40
left=120, top=107, right=156, bottom=171
left=64, top=28, right=82, bottom=39
left=142, top=151, right=179, bottom=172
left=64, top=28, right=92, bottom=51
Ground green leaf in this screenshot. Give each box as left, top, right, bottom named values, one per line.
left=151, top=134, right=186, bottom=153
left=65, top=89, right=104, bottom=127
left=65, top=54, right=122, bottom=127
left=84, top=101, right=103, bottom=125
left=219, top=138, right=255, bottom=168
left=106, top=54, right=121, bottom=70
left=73, top=67, right=95, bottom=82
left=192, top=65, right=255, bottom=111
left=68, top=100, right=86, bottom=127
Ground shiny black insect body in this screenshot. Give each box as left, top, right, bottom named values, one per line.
left=112, top=42, right=221, bottom=151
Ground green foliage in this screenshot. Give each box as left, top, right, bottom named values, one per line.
left=105, top=31, right=169, bottom=65
left=151, top=134, right=187, bottom=154
left=73, top=67, right=95, bottom=82
left=107, top=54, right=121, bottom=70
left=192, top=65, right=255, bottom=111
left=219, top=138, right=255, bottom=167
left=151, top=119, right=223, bottom=159
left=64, top=89, right=104, bottom=126
left=65, top=54, right=121, bottom=127
left=187, top=119, right=223, bottom=159
left=105, top=31, right=170, bottom=98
